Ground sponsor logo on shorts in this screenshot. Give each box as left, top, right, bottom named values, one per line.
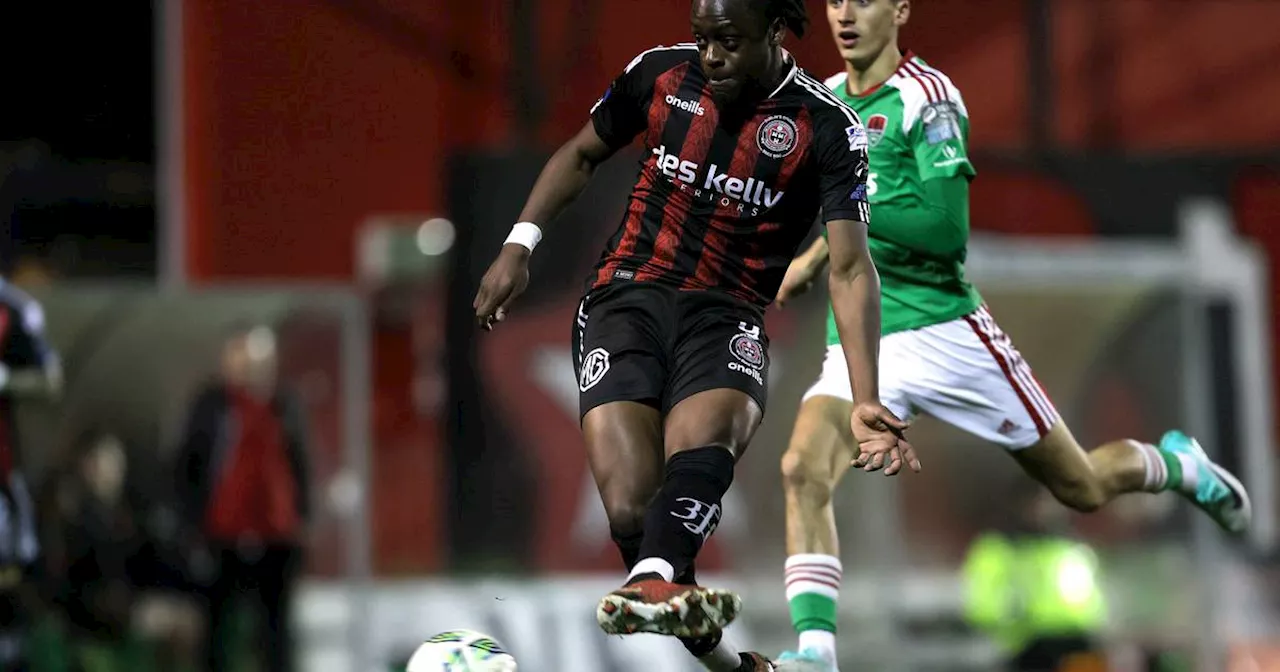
left=579, top=347, right=611, bottom=392
left=727, top=361, right=763, bottom=385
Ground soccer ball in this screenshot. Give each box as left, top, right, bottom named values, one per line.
left=406, top=630, right=518, bottom=672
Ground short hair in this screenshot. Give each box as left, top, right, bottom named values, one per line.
left=759, top=0, right=809, bottom=38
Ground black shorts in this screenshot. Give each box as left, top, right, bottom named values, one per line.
left=571, top=282, right=770, bottom=420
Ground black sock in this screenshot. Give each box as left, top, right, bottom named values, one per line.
left=635, top=446, right=735, bottom=582
left=611, top=528, right=644, bottom=572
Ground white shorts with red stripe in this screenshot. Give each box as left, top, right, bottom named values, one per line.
left=802, top=305, right=1060, bottom=449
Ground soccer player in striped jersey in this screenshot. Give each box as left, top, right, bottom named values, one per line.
left=474, top=0, right=916, bottom=669
left=774, top=1, right=1252, bottom=669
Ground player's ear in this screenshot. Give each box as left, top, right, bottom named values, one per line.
left=768, top=17, right=785, bottom=46
left=895, top=0, right=911, bottom=26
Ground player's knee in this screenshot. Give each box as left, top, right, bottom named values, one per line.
left=780, top=449, right=835, bottom=506
left=1047, top=477, right=1106, bottom=513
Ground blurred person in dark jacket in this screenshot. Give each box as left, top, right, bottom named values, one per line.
left=47, top=431, right=145, bottom=672
left=175, top=323, right=311, bottom=672
left=0, top=278, right=61, bottom=672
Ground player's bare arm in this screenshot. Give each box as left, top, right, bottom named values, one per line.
left=825, top=218, right=919, bottom=475
left=473, top=121, right=618, bottom=330
left=775, top=236, right=830, bottom=307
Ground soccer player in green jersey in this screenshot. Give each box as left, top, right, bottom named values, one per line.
left=773, top=2, right=1252, bottom=669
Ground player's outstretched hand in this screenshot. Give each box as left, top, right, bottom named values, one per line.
left=774, top=258, right=817, bottom=308
left=473, top=244, right=531, bottom=331
left=850, top=402, right=920, bottom=476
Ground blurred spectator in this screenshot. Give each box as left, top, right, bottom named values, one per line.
left=174, top=323, right=311, bottom=672
left=963, top=486, right=1108, bottom=672
left=0, top=277, right=61, bottom=671
left=46, top=431, right=144, bottom=672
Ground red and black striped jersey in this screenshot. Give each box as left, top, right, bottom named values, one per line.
left=587, top=44, right=871, bottom=307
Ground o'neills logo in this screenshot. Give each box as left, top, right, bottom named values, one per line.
left=665, top=94, right=706, bottom=116
left=651, top=144, right=785, bottom=212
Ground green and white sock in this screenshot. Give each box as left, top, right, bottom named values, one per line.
left=785, top=554, right=840, bottom=662
left=1135, top=440, right=1195, bottom=494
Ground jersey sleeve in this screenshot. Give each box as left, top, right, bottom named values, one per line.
left=589, top=51, right=657, bottom=150
left=2, top=300, right=55, bottom=369
left=907, top=91, right=977, bottom=182
left=815, top=112, right=872, bottom=225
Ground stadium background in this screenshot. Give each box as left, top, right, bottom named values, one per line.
left=3, top=0, right=1280, bottom=670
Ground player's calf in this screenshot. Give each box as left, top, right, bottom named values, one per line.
left=1013, top=421, right=1131, bottom=513
left=778, top=397, right=856, bottom=670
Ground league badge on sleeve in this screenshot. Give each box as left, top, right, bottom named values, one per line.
left=921, top=101, right=961, bottom=145
left=844, top=124, right=868, bottom=152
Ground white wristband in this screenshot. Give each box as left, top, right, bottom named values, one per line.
left=504, top=222, right=543, bottom=252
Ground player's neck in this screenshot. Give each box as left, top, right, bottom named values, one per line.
left=764, top=48, right=794, bottom=93
left=845, top=42, right=904, bottom=96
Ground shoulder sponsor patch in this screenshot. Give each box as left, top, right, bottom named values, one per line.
left=920, top=101, right=961, bottom=145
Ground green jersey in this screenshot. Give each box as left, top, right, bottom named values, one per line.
left=824, top=54, right=982, bottom=344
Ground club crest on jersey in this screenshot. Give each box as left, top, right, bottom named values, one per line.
left=757, top=115, right=798, bottom=159
left=865, top=114, right=888, bottom=148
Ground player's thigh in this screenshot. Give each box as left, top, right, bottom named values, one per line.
left=903, top=307, right=1061, bottom=451
left=781, top=394, right=856, bottom=488
left=572, top=285, right=670, bottom=421
left=1007, top=419, right=1098, bottom=494
left=663, top=292, right=770, bottom=458
left=582, top=401, right=666, bottom=523
left=572, top=285, right=673, bottom=522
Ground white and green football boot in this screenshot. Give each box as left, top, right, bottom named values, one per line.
left=1158, top=430, right=1251, bottom=534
